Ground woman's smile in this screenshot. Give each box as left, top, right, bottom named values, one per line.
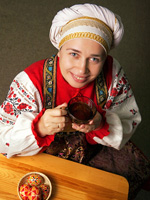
left=71, top=72, right=89, bottom=83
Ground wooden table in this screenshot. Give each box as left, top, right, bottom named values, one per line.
left=0, top=153, right=129, bottom=200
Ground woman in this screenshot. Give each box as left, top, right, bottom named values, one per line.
left=0, top=3, right=149, bottom=199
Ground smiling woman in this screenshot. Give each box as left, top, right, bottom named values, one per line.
left=0, top=3, right=149, bottom=200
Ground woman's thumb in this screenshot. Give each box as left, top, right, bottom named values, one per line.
left=56, top=102, right=67, bottom=109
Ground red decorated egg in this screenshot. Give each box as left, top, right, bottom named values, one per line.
left=28, top=186, right=41, bottom=200
left=27, top=174, right=43, bottom=186
left=40, top=184, right=50, bottom=200
left=19, top=184, right=30, bottom=200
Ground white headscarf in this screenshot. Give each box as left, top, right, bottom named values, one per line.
left=50, top=3, right=124, bottom=53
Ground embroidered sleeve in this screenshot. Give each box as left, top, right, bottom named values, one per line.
left=93, top=58, right=141, bottom=149
left=0, top=71, right=44, bottom=158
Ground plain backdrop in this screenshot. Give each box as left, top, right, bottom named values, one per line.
left=0, top=1, right=150, bottom=199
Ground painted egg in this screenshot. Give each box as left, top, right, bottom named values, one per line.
left=28, top=186, right=42, bottom=200
left=40, top=184, right=50, bottom=200
left=27, top=174, right=43, bottom=186
left=19, top=184, right=30, bottom=200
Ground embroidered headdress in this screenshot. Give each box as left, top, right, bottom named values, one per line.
left=50, top=3, right=124, bottom=54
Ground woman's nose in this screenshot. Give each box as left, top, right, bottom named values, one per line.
left=78, top=59, right=89, bottom=74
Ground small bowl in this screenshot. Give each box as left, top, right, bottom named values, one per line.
left=17, top=171, right=52, bottom=200
left=68, top=96, right=97, bottom=124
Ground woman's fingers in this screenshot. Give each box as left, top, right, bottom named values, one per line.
left=37, top=103, right=68, bottom=137
left=45, top=103, right=67, bottom=117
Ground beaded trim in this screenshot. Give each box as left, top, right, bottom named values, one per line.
left=43, top=55, right=57, bottom=109
left=59, top=32, right=109, bottom=53
left=96, top=71, right=108, bottom=108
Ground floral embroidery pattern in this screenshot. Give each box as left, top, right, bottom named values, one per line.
left=0, top=116, right=14, bottom=125
left=1, top=88, right=33, bottom=117
left=3, top=102, right=14, bottom=114
left=130, top=109, right=137, bottom=115
left=13, top=80, right=36, bottom=104
left=105, top=67, right=132, bottom=109
left=0, top=79, right=35, bottom=125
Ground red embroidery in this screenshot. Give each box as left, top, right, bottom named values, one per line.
left=3, top=102, right=13, bottom=114
left=105, top=100, right=112, bottom=108
left=17, top=103, right=28, bottom=110
left=0, top=79, right=35, bottom=125
left=118, top=87, right=123, bottom=95
left=105, top=68, right=132, bottom=109
left=132, top=121, right=137, bottom=128
left=0, top=115, right=15, bottom=125
left=6, top=143, right=10, bottom=146
left=8, top=91, right=14, bottom=98
left=110, top=88, right=118, bottom=97
left=130, top=109, right=137, bottom=115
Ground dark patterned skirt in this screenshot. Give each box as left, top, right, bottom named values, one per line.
left=45, top=132, right=150, bottom=200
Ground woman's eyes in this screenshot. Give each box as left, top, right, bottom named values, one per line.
left=90, top=57, right=100, bottom=63
left=69, top=53, right=100, bottom=63
left=70, top=52, right=78, bottom=57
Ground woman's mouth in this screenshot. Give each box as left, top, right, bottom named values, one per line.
left=71, top=73, right=88, bottom=83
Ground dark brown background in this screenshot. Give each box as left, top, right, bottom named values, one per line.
left=0, top=1, right=150, bottom=198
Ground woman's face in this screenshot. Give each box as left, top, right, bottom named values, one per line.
left=58, top=38, right=107, bottom=88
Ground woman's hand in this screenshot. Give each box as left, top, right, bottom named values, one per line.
left=36, top=103, right=68, bottom=137
left=72, top=111, right=103, bottom=133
